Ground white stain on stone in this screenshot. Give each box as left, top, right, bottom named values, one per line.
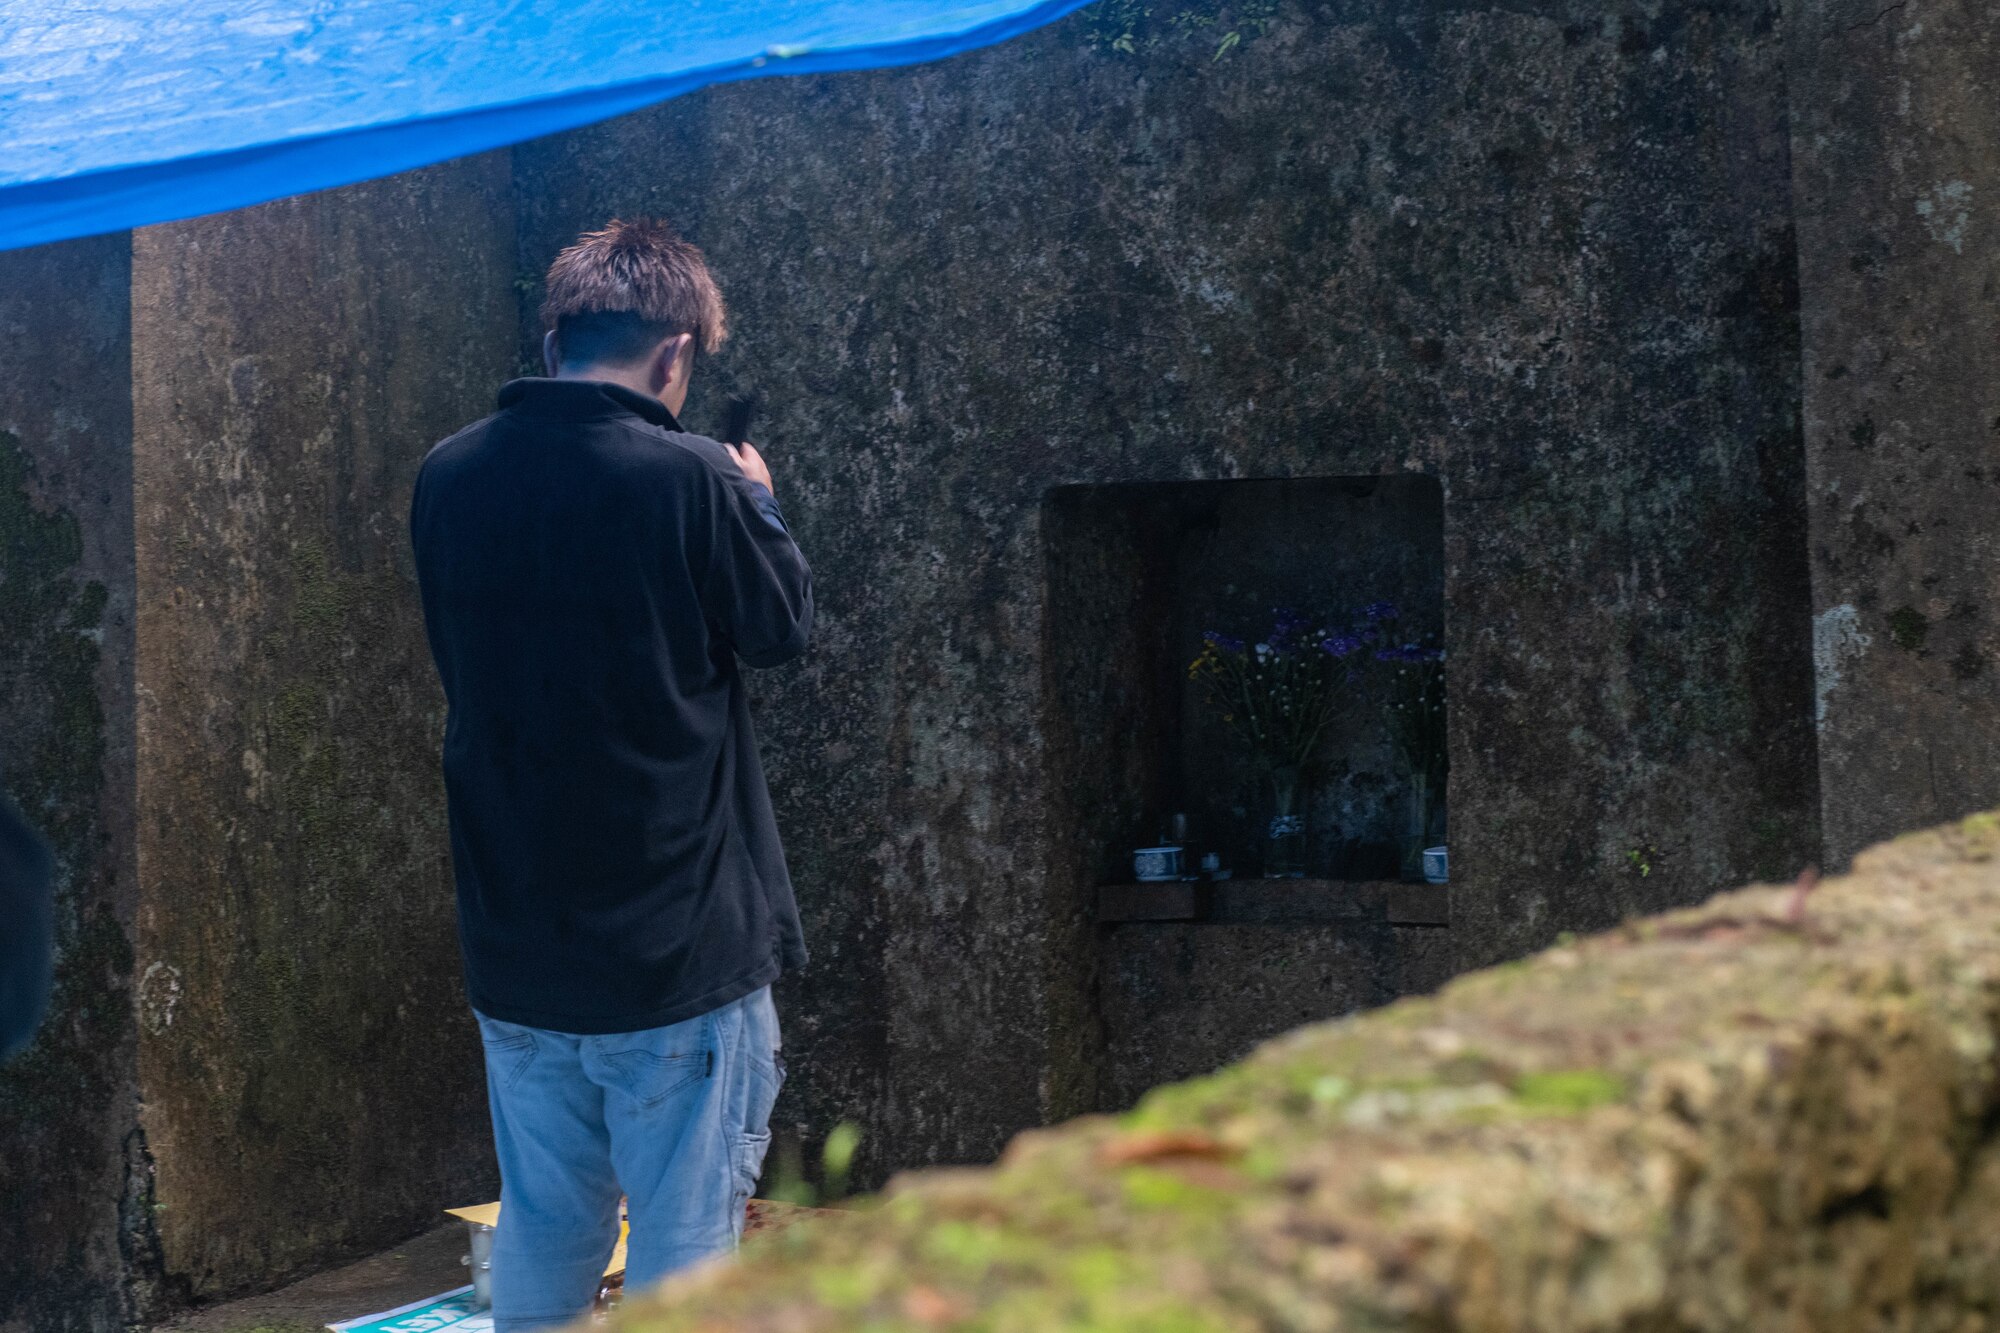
left=1813, top=603, right=1873, bottom=727
left=138, top=961, right=183, bottom=1035
left=242, top=746, right=270, bottom=803
left=1915, top=180, right=1973, bottom=254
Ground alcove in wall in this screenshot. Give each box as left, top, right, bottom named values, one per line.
left=1041, top=474, right=1451, bottom=1109
left=1042, top=473, right=1447, bottom=890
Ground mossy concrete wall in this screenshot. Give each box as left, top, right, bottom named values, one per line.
left=611, top=809, right=2000, bottom=1331
left=5, top=0, right=1997, bottom=1319
left=1788, top=0, right=2000, bottom=867
left=0, top=235, right=144, bottom=1330
left=514, top=0, right=1821, bottom=1183
left=1098, top=919, right=1456, bottom=1109
left=124, top=153, right=518, bottom=1303
left=1, top=159, right=521, bottom=1328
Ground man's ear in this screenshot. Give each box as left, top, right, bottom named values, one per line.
left=542, top=329, right=559, bottom=376
left=657, top=332, right=695, bottom=390
left=670, top=332, right=696, bottom=379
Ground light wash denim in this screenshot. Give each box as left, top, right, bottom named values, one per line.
left=474, top=986, right=783, bottom=1331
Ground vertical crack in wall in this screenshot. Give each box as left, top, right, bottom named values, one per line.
left=118, top=1119, right=179, bottom=1326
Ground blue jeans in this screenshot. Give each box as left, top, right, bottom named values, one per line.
left=474, top=986, right=784, bottom=1330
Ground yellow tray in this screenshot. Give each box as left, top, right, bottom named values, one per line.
left=445, top=1203, right=627, bottom=1276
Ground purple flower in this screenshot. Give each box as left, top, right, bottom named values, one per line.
left=1202, top=630, right=1246, bottom=653
left=1321, top=634, right=1364, bottom=659
left=1267, top=608, right=1310, bottom=648
left=1363, top=601, right=1400, bottom=623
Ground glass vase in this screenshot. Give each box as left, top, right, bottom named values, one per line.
left=1399, top=772, right=1433, bottom=882
left=1264, top=765, right=1307, bottom=879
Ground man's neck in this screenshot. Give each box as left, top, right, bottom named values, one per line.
left=555, top=363, right=662, bottom=401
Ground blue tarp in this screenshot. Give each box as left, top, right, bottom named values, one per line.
left=0, top=0, right=1091, bottom=252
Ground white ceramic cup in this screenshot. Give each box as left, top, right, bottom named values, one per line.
left=1422, top=846, right=1448, bottom=884
left=1134, top=846, right=1184, bottom=881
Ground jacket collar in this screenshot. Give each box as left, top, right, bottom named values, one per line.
left=496, top=378, right=683, bottom=431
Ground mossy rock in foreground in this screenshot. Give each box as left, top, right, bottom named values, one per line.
left=617, top=812, right=2000, bottom=1331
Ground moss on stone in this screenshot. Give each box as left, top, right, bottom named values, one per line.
left=0, top=429, right=107, bottom=862
left=602, top=810, right=2000, bottom=1330
left=1887, top=604, right=1930, bottom=652
left=1510, top=1068, right=1625, bottom=1113
left=0, top=428, right=135, bottom=1318
left=0, top=424, right=117, bottom=1065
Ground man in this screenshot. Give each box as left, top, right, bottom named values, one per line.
left=410, top=218, right=812, bottom=1330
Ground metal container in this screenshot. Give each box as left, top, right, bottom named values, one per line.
left=463, top=1221, right=496, bottom=1309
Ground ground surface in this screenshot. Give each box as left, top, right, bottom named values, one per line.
left=154, top=1222, right=470, bottom=1333
left=152, top=1203, right=821, bottom=1333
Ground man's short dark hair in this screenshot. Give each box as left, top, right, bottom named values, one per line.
left=540, top=218, right=728, bottom=367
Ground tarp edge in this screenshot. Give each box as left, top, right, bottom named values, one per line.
left=0, top=0, right=1094, bottom=253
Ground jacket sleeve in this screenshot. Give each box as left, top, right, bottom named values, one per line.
left=699, top=470, right=814, bottom=669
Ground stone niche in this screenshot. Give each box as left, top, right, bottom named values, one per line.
left=1042, top=474, right=1451, bottom=1108
left=1043, top=473, right=1447, bottom=886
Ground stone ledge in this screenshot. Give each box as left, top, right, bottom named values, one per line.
left=616, top=810, right=2000, bottom=1330
left=1098, top=878, right=1450, bottom=926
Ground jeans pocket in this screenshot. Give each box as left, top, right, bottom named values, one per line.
left=600, top=1048, right=711, bottom=1109
left=734, top=1129, right=773, bottom=1213
left=481, top=1029, right=538, bottom=1092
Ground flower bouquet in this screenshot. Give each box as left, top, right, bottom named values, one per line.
left=1188, top=608, right=1368, bottom=876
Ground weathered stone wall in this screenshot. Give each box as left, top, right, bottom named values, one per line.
left=0, top=235, right=144, bottom=1330
left=17, top=0, right=1996, bottom=1315
left=514, top=0, right=1821, bottom=1183
left=1098, top=918, right=1460, bottom=1109
left=125, top=152, right=517, bottom=1302
left=611, top=809, right=2000, bottom=1331
left=1789, top=0, right=2000, bottom=867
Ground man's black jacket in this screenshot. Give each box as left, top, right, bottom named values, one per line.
left=411, top=378, right=812, bottom=1034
